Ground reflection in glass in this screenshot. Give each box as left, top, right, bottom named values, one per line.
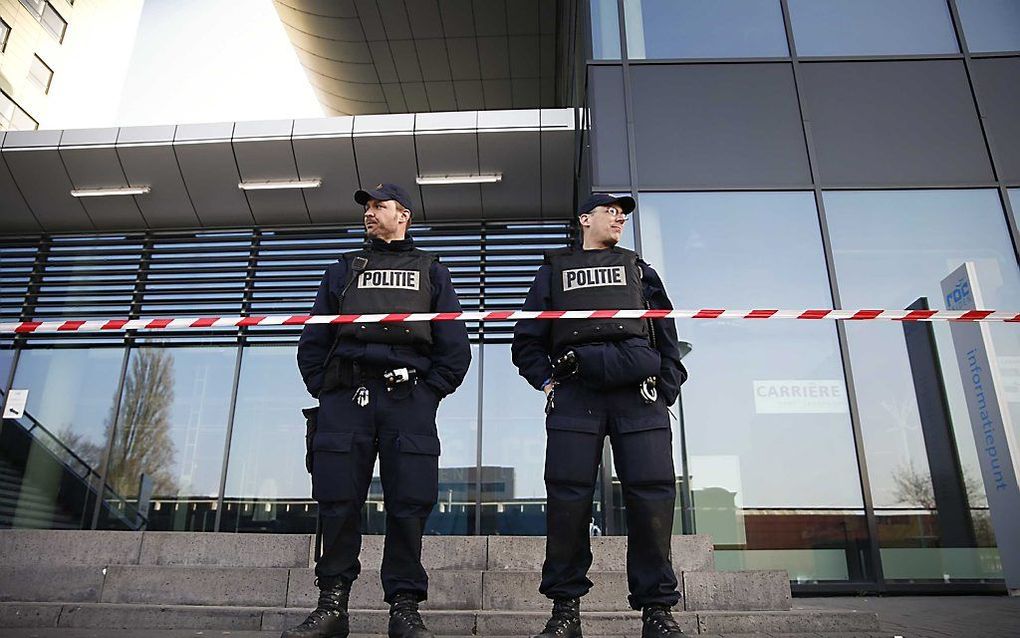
left=826, top=189, right=1020, bottom=581
left=956, top=0, right=1020, bottom=53
left=0, top=348, right=12, bottom=389
left=480, top=344, right=551, bottom=534
left=639, top=192, right=870, bottom=582
left=590, top=0, right=621, bottom=60
left=3, top=348, right=124, bottom=529
left=222, top=346, right=313, bottom=533
left=788, top=0, right=958, bottom=57
left=624, top=0, right=789, bottom=59
left=100, top=346, right=236, bottom=531
left=430, top=344, right=480, bottom=534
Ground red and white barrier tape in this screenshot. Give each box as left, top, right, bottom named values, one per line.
left=1, top=309, right=1018, bottom=334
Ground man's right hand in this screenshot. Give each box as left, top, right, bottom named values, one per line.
left=543, top=382, right=555, bottom=396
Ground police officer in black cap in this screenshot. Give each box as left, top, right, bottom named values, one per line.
left=288, top=183, right=471, bottom=638
left=512, top=193, right=688, bottom=638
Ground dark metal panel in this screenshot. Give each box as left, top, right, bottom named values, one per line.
left=473, top=0, right=506, bottom=36
left=507, top=0, right=540, bottom=35
left=970, top=57, right=1020, bottom=182
left=402, top=82, right=430, bottom=111
left=59, top=128, right=145, bottom=230
left=232, top=120, right=310, bottom=226
left=477, top=110, right=542, bottom=219
left=478, top=36, right=511, bottom=78
left=173, top=123, right=254, bottom=227
left=629, top=63, right=812, bottom=188
left=588, top=65, right=629, bottom=189
left=453, top=80, right=485, bottom=110
left=2, top=130, right=93, bottom=231
left=415, top=112, right=481, bottom=221
left=798, top=60, right=993, bottom=186
left=424, top=82, right=458, bottom=111
left=447, top=37, right=482, bottom=80
left=405, top=0, right=444, bottom=39
left=416, top=39, right=453, bottom=81
left=389, top=40, right=423, bottom=82
left=440, top=0, right=475, bottom=37
left=482, top=79, right=513, bottom=109
left=116, top=125, right=199, bottom=229
left=509, top=35, right=542, bottom=77
left=0, top=132, right=41, bottom=233
left=540, top=109, right=575, bottom=219
left=352, top=114, right=422, bottom=213
left=292, top=117, right=360, bottom=224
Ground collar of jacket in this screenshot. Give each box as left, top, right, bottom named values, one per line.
left=367, top=235, right=414, bottom=252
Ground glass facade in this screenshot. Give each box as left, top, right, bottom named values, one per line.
left=787, top=0, right=959, bottom=57
left=956, top=0, right=1020, bottom=53
left=623, top=0, right=789, bottom=59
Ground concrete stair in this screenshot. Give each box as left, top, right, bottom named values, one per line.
left=0, top=530, right=880, bottom=635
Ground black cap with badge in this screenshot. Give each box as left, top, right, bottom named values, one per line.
left=577, top=193, right=636, bottom=217
left=354, top=183, right=413, bottom=211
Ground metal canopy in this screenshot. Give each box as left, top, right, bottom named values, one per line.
left=0, top=108, right=576, bottom=234
left=273, top=0, right=568, bottom=115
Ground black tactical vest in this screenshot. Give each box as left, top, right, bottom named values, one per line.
left=337, top=248, right=435, bottom=346
left=546, top=246, right=649, bottom=354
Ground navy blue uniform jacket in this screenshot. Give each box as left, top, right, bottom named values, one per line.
left=297, top=236, right=471, bottom=399
left=511, top=257, right=686, bottom=405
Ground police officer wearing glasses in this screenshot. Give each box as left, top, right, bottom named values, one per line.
left=290, top=183, right=471, bottom=638
left=512, top=194, right=688, bottom=638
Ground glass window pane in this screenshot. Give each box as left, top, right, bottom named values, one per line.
left=789, top=0, right=959, bottom=56
left=4, top=348, right=125, bottom=529
left=590, top=0, right=621, bottom=59
left=956, top=0, right=1020, bottom=53
left=433, top=344, right=480, bottom=534
left=826, top=189, right=1020, bottom=581
left=1, top=19, right=11, bottom=52
left=40, top=3, right=66, bottom=42
left=0, top=348, right=13, bottom=389
left=221, top=346, right=313, bottom=533
left=99, top=346, right=237, bottom=531
left=29, top=56, right=53, bottom=94
left=640, top=192, right=870, bottom=583
left=480, top=343, right=552, bottom=534
left=624, top=0, right=788, bottom=59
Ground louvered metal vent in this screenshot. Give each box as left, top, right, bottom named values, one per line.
left=1, top=221, right=572, bottom=346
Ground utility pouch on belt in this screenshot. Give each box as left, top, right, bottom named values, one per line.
left=301, top=406, right=318, bottom=474
left=322, top=358, right=360, bottom=393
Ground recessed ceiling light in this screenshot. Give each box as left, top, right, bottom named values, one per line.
left=70, top=186, right=150, bottom=197
left=238, top=178, right=322, bottom=191
left=416, top=174, right=502, bottom=185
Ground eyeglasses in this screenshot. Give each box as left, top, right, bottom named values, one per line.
left=587, top=206, right=629, bottom=220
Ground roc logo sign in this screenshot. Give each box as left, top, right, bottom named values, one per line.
left=562, top=266, right=626, bottom=291
left=358, top=269, right=420, bottom=290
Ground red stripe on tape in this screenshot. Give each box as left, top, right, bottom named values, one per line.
left=58, top=321, right=86, bottom=331
left=1008, top=314, right=1020, bottom=323
left=958, top=310, right=994, bottom=321
left=146, top=318, right=173, bottom=329
left=330, top=315, right=357, bottom=324
left=693, top=309, right=725, bottom=319
left=798, top=310, right=831, bottom=319
left=485, top=311, right=516, bottom=321
left=535, top=311, right=565, bottom=320
left=103, top=319, right=129, bottom=330
left=381, top=313, right=411, bottom=322
left=897, top=310, right=937, bottom=322
left=745, top=309, right=778, bottom=319
left=433, top=312, right=462, bottom=321
left=237, top=316, right=266, bottom=326
left=851, top=310, right=883, bottom=320
left=15, top=322, right=41, bottom=333
left=590, top=310, right=620, bottom=318
left=190, top=317, right=219, bottom=328
left=644, top=309, right=671, bottom=319
left=283, top=315, right=312, bottom=325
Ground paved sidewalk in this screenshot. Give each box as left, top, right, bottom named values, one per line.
left=797, top=595, right=1020, bottom=637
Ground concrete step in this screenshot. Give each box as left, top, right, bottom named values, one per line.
left=0, top=531, right=716, bottom=573
left=0, top=602, right=882, bottom=634
left=1, top=566, right=791, bottom=613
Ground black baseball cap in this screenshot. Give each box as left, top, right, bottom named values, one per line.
left=354, top=183, right=413, bottom=211
left=577, top=193, right=636, bottom=217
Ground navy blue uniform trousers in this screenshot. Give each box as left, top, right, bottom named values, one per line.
left=311, top=377, right=441, bottom=603
left=541, top=379, right=680, bottom=610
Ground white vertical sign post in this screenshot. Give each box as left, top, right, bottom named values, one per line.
left=942, top=262, right=1020, bottom=594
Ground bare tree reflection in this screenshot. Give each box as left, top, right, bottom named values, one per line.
left=104, top=349, right=179, bottom=497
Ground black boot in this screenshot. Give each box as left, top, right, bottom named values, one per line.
left=388, top=592, right=433, bottom=638
left=641, top=605, right=686, bottom=638
left=281, top=578, right=350, bottom=638
left=533, top=598, right=582, bottom=638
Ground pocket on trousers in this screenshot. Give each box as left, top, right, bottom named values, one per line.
left=395, top=432, right=441, bottom=505
left=545, top=414, right=601, bottom=486
left=311, top=431, right=355, bottom=502
left=614, top=416, right=674, bottom=486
